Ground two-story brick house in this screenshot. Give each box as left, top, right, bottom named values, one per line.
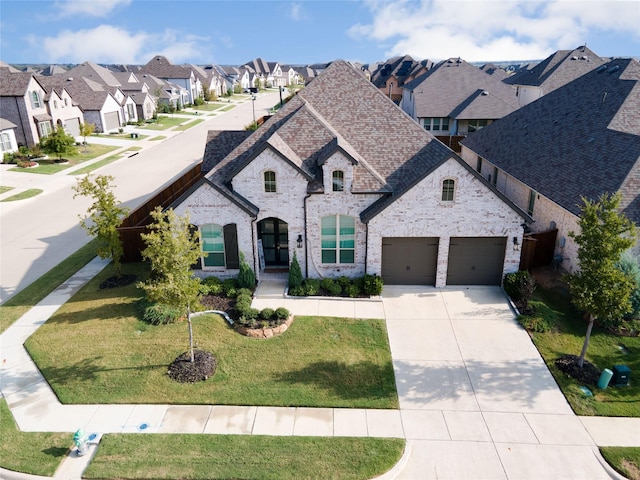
left=170, top=61, right=531, bottom=287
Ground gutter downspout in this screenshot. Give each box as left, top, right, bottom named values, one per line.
left=251, top=215, right=258, bottom=280
left=364, top=221, right=368, bottom=275
left=303, top=192, right=311, bottom=278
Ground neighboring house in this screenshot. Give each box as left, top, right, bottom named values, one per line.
left=138, top=74, right=183, bottom=109
left=112, top=71, right=156, bottom=121
left=400, top=58, right=520, bottom=141
left=293, top=65, right=321, bottom=85
left=0, top=68, right=52, bottom=148
left=369, top=55, right=432, bottom=103
left=169, top=61, right=530, bottom=287
left=461, top=58, right=640, bottom=273
left=45, top=86, right=85, bottom=137
left=139, top=56, right=202, bottom=104
left=0, top=118, right=19, bottom=154
left=504, top=45, right=607, bottom=107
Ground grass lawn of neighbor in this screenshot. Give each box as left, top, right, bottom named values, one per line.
left=0, top=188, right=43, bottom=202
left=142, top=115, right=187, bottom=130
left=7, top=144, right=118, bottom=174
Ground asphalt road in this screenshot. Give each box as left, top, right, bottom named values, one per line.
left=0, top=91, right=281, bottom=304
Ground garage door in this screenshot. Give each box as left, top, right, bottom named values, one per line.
left=65, top=118, right=80, bottom=137
left=103, top=111, right=120, bottom=132
left=382, top=237, right=438, bottom=285
left=447, top=237, right=506, bottom=285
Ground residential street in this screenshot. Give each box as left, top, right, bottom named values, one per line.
left=0, top=91, right=280, bottom=304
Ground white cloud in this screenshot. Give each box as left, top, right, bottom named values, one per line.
left=349, top=0, right=640, bottom=62
left=32, top=25, right=209, bottom=64
left=53, top=0, right=132, bottom=18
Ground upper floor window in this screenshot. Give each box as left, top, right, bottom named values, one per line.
left=468, top=119, right=489, bottom=133
left=321, top=215, right=355, bottom=264
left=31, top=91, right=42, bottom=109
left=53, top=100, right=58, bottom=109
left=332, top=170, right=344, bottom=192
left=64, top=98, right=68, bottom=106
left=200, top=224, right=225, bottom=267
left=423, top=117, right=449, bottom=132
left=476, top=156, right=483, bottom=173
left=264, top=171, right=276, bottom=193
left=528, top=190, right=536, bottom=216
left=441, top=179, right=455, bottom=201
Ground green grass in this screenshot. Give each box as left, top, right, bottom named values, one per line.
left=221, top=104, right=235, bottom=112
left=0, top=186, right=14, bottom=194
left=0, top=188, right=43, bottom=202
left=69, top=147, right=143, bottom=175
left=0, top=238, right=100, bottom=333
left=84, top=434, right=404, bottom=480
left=189, top=102, right=226, bottom=111
left=527, top=287, right=640, bottom=416
left=600, top=447, right=640, bottom=480
left=150, top=135, right=167, bottom=141
left=175, top=119, right=204, bottom=130
left=0, top=399, right=70, bottom=476
left=143, top=116, right=187, bottom=130
left=7, top=145, right=118, bottom=174
left=25, top=263, right=397, bottom=408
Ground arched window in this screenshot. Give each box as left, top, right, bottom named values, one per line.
left=200, top=224, right=225, bottom=267
left=332, top=170, right=344, bottom=192
left=441, top=179, right=455, bottom=201
left=321, top=215, right=355, bottom=264
left=264, top=171, right=276, bottom=192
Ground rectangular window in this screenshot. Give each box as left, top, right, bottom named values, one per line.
left=528, top=190, right=536, bottom=216
left=492, top=166, right=498, bottom=186
left=321, top=215, right=355, bottom=264
left=38, top=121, right=52, bottom=137
left=442, top=179, right=455, bottom=201
left=468, top=119, right=489, bottom=133
left=423, top=117, right=449, bottom=132
left=433, top=118, right=440, bottom=131
left=332, top=170, right=344, bottom=192
left=127, top=104, right=135, bottom=118
left=201, top=224, right=225, bottom=267
left=264, top=171, right=276, bottom=192
left=31, top=91, right=42, bottom=109
left=476, top=156, right=483, bottom=173
left=0, top=133, right=12, bottom=152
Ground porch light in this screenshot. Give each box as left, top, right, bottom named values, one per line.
left=513, top=236, right=520, bottom=251
left=297, top=234, right=303, bottom=248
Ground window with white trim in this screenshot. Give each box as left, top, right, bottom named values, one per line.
left=31, top=91, right=42, bottom=109
left=441, top=179, right=455, bottom=201
left=38, top=121, right=52, bottom=137
left=321, top=215, right=355, bottom=264
left=264, top=170, right=276, bottom=192
left=332, top=170, right=344, bottom=192
left=201, top=224, right=225, bottom=267
left=468, top=119, right=489, bottom=132
left=423, top=117, right=449, bottom=132
left=127, top=104, right=135, bottom=118
left=527, top=190, right=536, bottom=216
left=1, top=133, right=12, bottom=152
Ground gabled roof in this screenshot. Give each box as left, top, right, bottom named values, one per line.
left=39, top=65, right=67, bottom=76
left=140, top=56, right=194, bottom=80
left=462, top=58, right=640, bottom=224
left=0, top=69, right=45, bottom=96
left=38, top=75, right=113, bottom=111
left=504, top=45, right=607, bottom=94
left=0, top=117, right=18, bottom=130
left=63, top=61, right=122, bottom=87
left=403, top=58, right=519, bottom=119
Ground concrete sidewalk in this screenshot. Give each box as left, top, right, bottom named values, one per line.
left=1, top=266, right=638, bottom=479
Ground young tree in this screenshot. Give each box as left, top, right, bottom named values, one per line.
left=139, top=207, right=203, bottom=362
left=41, top=125, right=77, bottom=161
left=79, top=123, right=95, bottom=152
left=73, top=174, right=129, bottom=275
left=565, top=193, right=637, bottom=368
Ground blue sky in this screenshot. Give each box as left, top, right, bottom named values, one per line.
left=1, top=0, right=638, bottom=66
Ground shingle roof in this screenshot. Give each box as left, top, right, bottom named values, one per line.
left=38, top=75, right=111, bottom=111
left=0, top=69, right=34, bottom=96
left=62, top=61, right=122, bottom=86
left=462, top=58, right=640, bottom=224
left=504, top=45, right=607, bottom=94
left=0, top=117, right=18, bottom=130
left=140, top=56, right=194, bottom=79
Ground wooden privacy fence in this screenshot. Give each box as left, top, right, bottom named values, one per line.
left=118, top=163, right=203, bottom=262
left=519, top=228, right=558, bottom=270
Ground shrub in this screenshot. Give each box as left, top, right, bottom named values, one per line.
left=617, top=252, right=640, bottom=320
left=237, top=252, right=255, bottom=289
left=289, top=286, right=305, bottom=296
left=503, top=270, right=536, bottom=308
left=143, top=303, right=182, bottom=325
left=202, top=276, right=223, bottom=295
left=337, top=276, right=351, bottom=289
left=288, top=251, right=303, bottom=289
left=236, top=288, right=253, bottom=298
left=321, top=278, right=342, bottom=296
left=260, top=308, right=275, bottom=320
left=518, top=314, right=551, bottom=333
left=303, top=278, right=320, bottom=296
left=363, top=274, right=383, bottom=296
left=235, top=293, right=253, bottom=314
left=222, top=278, right=238, bottom=297
left=345, top=283, right=361, bottom=298
left=275, top=307, right=290, bottom=320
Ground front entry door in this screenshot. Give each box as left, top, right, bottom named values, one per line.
left=258, top=218, right=289, bottom=266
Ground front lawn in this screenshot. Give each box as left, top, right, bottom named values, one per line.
left=7, top=144, right=118, bottom=174
left=0, top=188, right=43, bottom=202
left=525, top=286, right=639, bottom=417
left=142, top=115, right=187, bottom=130
left=84, top=434, right=405, bottom=480
left=600, top=447, right=640, bottom=480
left=25, top=262, right=398, bottom=408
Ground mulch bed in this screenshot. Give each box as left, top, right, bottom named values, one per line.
left=99, top=274, right=137, bottom=289
left=555, top=354, right=602, bottom=385
left=167, top=349, right=216, bottom=383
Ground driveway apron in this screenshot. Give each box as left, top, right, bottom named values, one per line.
left=381, top=285, right=612, bottom=480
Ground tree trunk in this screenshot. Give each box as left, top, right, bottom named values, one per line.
left=187, top=305, right=194, bottom=363
left=578, top=313, right=595, bottom=368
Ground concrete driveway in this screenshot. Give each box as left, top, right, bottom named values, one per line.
left=381, top=285, right=614, bottom=480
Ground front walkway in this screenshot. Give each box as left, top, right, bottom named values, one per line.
left=1, top=265, right=638, bottom=479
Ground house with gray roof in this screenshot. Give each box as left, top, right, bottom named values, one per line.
left=0, top=118, right=19, bottom=154
left=461, top=58, right=640, bottom=273
left=169, top=60, right=530, bottom=287
left=139, top=56, right=202, bottom=104
left=400, top=58, right=520, bottom=145
left=504, top=45, right=608, bottom=106
left=368, top=55, right=433, bottom=103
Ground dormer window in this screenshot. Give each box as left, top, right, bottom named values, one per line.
left=442, top=179, right=455, bottom=201
left=264, top=171, right=276, bottom=192
left=332, top=170, right=344, bottom=192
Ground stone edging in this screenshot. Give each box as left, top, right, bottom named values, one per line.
left=234, top=316, right=294, bottom=338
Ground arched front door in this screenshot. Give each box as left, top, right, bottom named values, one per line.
left=258, top=218, right=289, bottom=267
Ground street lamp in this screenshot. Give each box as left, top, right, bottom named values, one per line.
left=251, top=93, right=256, bottom=125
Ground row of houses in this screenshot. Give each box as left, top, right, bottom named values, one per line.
left=0, top=56, right=319, bottom=153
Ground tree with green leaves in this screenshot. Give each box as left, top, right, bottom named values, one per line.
left=565, top=193, right=637, bottom=368
left=73, top=174, right=129, bottom=275
left=79, top=123, right=95, bottom=152
left=41, top=125, right=76, bottom=161
left=138, top=207, right=203, bottom=362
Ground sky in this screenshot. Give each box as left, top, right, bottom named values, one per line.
left=0, top=0, right=638, bottom=67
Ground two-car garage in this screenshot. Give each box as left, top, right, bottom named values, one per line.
left=381, top=237, right=507, bottom=286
